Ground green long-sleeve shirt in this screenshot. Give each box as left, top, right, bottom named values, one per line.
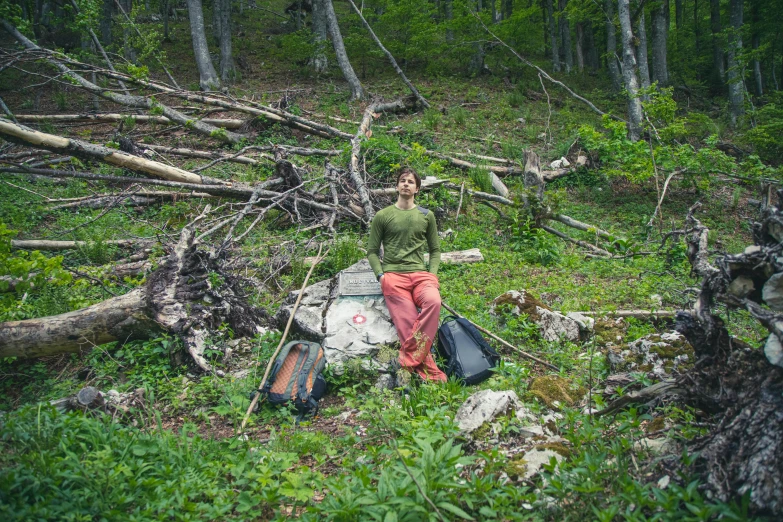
left=367, top=205, right=441, bottom=278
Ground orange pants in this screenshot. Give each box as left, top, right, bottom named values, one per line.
left=381, top=272, right=447, bottom=382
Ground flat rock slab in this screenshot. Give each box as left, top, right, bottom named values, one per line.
left=519, top=448, right=564, bottom=480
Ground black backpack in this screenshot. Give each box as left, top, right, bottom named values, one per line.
left=262, top=340, right=327, bottom=415
left=436, top=316, right=500, bottom=385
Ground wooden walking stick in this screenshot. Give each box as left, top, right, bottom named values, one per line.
left=441, top=301, right=559, bottom=371
left=239, top=244, right=329, bottom=433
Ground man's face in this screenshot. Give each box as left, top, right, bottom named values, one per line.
left=397, top=173, right=419, bottom=196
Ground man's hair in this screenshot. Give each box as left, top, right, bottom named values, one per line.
left=396, top=166, right=421, bottom=189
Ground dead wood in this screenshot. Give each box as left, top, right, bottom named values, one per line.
left=11, top=238, right=152, bottom=251
left=597, top=196, right=783, bottom=515
left=351, top=98, right=418, bottom=221
left=551, top=214, right=614, bottom=240
left=580, top=310, right=678, bottom=318
left=49, top=191, right=216, bottom=210
left=0, top=213, right=267, bottom=372
left=143, top=144, right=265, bottom=166
left=15, top=113, right=246, bottom=129
left=540, top=225, right=613, bottom=257
left=443, top=182, right=514, bottom=206
left=302, top=248, right=484, bottom=266
left=595, top=379, right=682, bottom=417
left=346, top=0, right=430, bottom=109
left=0, top=119, right=227, bottom=185
left=0, top=24, right=244, bottom=144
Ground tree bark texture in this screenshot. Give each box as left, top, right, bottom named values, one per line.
left=651, top=0, right=669, bottom=86
left=604, top=0, right=622, bottom=90
left=671, top=199, right=783, bottom=516
left=619, top=0, right=643, bottom=141
left=575, top=22, right=585, bottom=73
left=217, top=0, right=235, bottom=82
left=311, top=0, right=328, bottom=73
left=185, top=0, right=221, bottom=91
left=323, top=0, right=364, bottom=100
left=710, top=0, right=725, bottom=84
left=0, top=225, right=266, bottom=370
left=751, top=1, right=762, bottom=97
left=100, top=0, right=113, bottom=45
left=558, top=0, right=572, bottom=73
left=547, top=0, right=560, bottom=72
left=0, top=119, right=223, bottom=185
left=726, top=0, right=744, bottom=127
left=634, top=1, right=651, bottom=97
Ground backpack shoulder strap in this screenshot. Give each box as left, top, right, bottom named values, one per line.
left=417, top=206, right=429, bottom=216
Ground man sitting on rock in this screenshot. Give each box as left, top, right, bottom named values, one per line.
left=368, top=167, right=447, bottom=383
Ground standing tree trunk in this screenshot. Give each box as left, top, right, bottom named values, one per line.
left=323, top=0, right=363, bottom=100
left=726, top=0, right=744, bottom=127
left=618, top=0, right=643, bottom=141
left=559, top=0, right=573, bottom=73
left=503, top=0, right=512, bottom=19
left=693, top=0, right=700, bottom=54
left=675, top=0, right=684, bottom=29
left=186, top=0, right=221, bottom=91
left=120, top=0, right=136, bottom=62
left=651, top=0, right=669, bottom=86
left=635, top=0, right=652, bottom=98
left=751, top=1, right=763, bottom=97
left=710, top=0, right=725, bottom=85
left=575, top=21, right=585, bottom=73
left=585, top=21, right=600, bottom=70
left=445, top=0, right=454, bottom=42
left=311, top=0, right=328, bottom=73
left=217, top=0, right=235, bottom=82
left=162, top=0, right=170, bottom=41
left=100, top=0, right=112, bottom=45
left=547, top=0, right=560, bottom=71
left=605, top=0, right=622, bottom=90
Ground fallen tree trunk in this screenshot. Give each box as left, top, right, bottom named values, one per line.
left=14, top=113, right=246, bottom=129
left=0, top=119, right=226, bottom=185
left=11, top=238, right=152, bottom=251
left=48, top=191, right=216, bottom=210
left=0, top=215, right=267, bottom=371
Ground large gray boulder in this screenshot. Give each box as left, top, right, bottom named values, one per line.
left=274, top=260, right=399, bottom=375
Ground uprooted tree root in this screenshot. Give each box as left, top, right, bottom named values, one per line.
left=598, top=198, right=783, bottom=515
left=0, top=209, right=267, bottom=373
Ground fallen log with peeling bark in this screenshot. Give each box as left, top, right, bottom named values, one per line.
left=0, top=214, right=266, bottom=372
left=0, top=119, right=228, bottom=185
left=14, top=113, right=247, bottom=129
left=11, top=238, right=152, bottom=251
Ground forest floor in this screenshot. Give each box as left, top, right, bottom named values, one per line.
left=0, top=8, right=777, bottom=521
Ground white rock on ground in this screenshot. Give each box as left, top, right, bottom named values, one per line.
left=455, top=389, right=544, bottom=438
left=764, top=333, right=783, bottom=368
left=520, top=448, right=564, bottom=480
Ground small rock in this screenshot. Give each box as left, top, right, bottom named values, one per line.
left=537, top=132, right=547, bottom=140
left=764, top=333, right=783, bottom=368
left=634, top=437, right=674, bottom=455
left=517, top=117, right=526, bottom=124
left=575, top=155, right=588, bottom=167
left=744, top=245, right=762, bottom=255
left=565, top=311, right=595, bottom=334
left=215, top=370, right=226, bottom=378
left=729, top=275, right=756, bottom=300
left=519, top=448, right=564, bottom=480
left=762, top=273, right=783, bottom=311
left=338, top=411, right=352, bottom=422
left=374, top=373, right=396, bottom=391
left=657, top=475, right=671, bottom=489
left=455, top=390, right=536, bottom=436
